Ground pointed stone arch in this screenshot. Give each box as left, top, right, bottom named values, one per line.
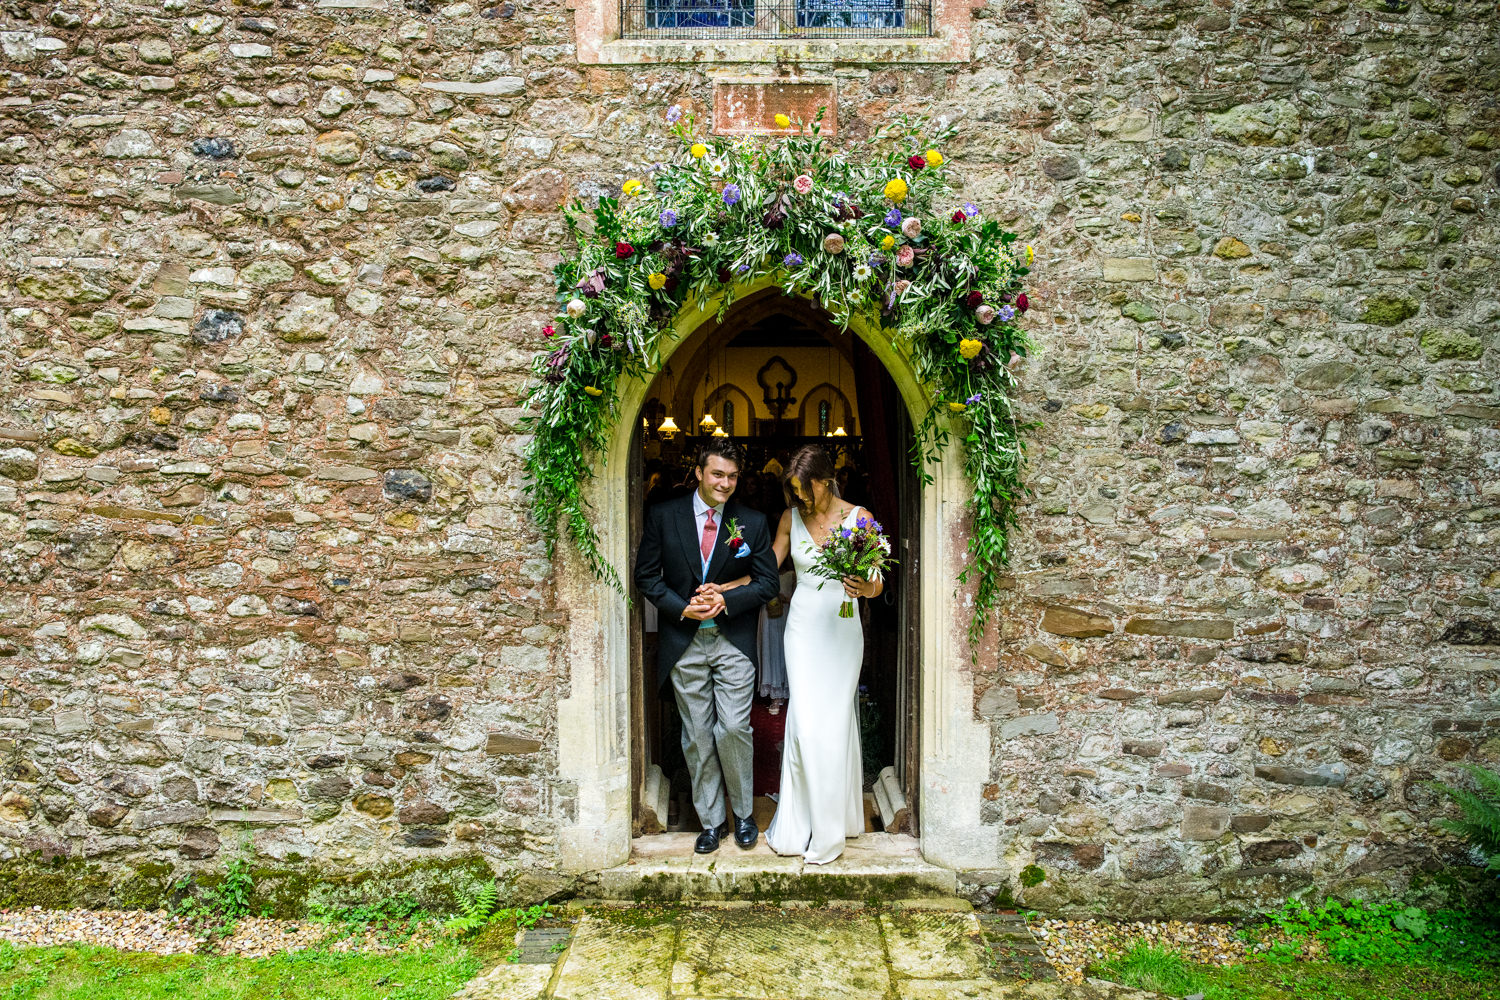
left=552, top=277, right=996, bottom=875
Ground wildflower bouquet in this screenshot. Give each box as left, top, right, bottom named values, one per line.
left=807, top=515, right=895, bottom=619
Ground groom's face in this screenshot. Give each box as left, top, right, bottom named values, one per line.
left=696, top=455, right=739, bottom=508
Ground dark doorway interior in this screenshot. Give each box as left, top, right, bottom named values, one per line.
left=627, top=292, right=920, bottom=840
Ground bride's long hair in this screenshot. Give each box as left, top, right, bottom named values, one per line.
left=781, top=445, right=839, bottom=516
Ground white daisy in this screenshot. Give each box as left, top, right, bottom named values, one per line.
left=853, top=263, right=872, bottom=281
left=709, top=158, right=728, bottom=177
left=702, top=231, right=719, bottom=247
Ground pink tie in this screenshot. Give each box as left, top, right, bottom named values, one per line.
left=700, top=509, right=716, bottom=563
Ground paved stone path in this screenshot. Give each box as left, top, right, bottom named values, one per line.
left=452, top=904, right=1160, bottom=1000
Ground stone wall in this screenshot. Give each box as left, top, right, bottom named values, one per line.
left=0, top=0, right=1496, bottom=915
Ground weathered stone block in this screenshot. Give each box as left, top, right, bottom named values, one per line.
left=1040, top=607, right=1112, bottom=638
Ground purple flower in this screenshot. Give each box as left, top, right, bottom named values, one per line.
left=659, top=209, right=677, bottom=228
left=840, top=528, right=852, bottom=539
left=737, top=262, right=751, bottom=273
left=783, top=251, right=804, bottom=267
left=883, top=207, right=901, bottom=228
left=998, top=304, right=1016, bottom=322
left=868, top=254, right=885, bottom=268
left=723, top=184, right=741, bottom=206
left=666, top=105, right=683, bottom=124
left=963, top=202, right=979, bottom=218
left=966, top=393, right=981, bottom=405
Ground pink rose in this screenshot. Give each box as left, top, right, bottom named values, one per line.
left=901, top=217, right=922, bottom=239
left=793, top=174, right=814, bottom=195
left=823, top=233, right=845, bottom=254
left=896, top=246, right=915, bottom=268
left=975, top=304, right=996, bottom=325
left=893, top=280, right=911, bottom=295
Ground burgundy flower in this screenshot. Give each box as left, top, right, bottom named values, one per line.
left=717, top=267, right=732, bottom=284
left=543, top=324, right=555, bottom=338
left=1016, top=293, right=1029, bottom=312
left=952, top=211, right=966, bottom=224
left=578, top=268, right=607, bottom=298
left=965, top=290, right=984, bottom=309
left=600, top=333, right=614, bottom=348
left=907, top=154, right=926, bottom=171
left=615, top=241, right=634, bottom=259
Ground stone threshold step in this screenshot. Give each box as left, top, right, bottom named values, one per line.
left=597, top=832, right=958, bottom=901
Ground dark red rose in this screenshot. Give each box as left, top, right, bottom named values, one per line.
left=965, top=291, right=984, bottom=309
left=1016, top=293, right=1029, bottom=312
left=600, top=333, right=614, bottom=348
left=907, top=154, right=926, bottom=170
left=952, top=211, right=966, bottom=224
left=614, top=241, right=634, bottom=258
left=717, top=267, right=732, bottom=284
left=543, top=324, right=555, bottom=338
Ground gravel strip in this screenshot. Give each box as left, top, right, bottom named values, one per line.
left=1034, top=918, right=1270, bottom=984
left=0, top=907, right=438, bottom=958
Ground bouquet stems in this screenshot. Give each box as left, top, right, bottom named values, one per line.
left=840, top=599, right=854, bottom=618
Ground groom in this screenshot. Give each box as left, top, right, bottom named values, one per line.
left=635, top=439, right=779, bottom=853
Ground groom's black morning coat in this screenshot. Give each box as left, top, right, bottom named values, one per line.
left=635, top=493, right=780, bottom=690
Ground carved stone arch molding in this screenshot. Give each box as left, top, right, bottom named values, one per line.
left=551, top=279, right=996, bottom=875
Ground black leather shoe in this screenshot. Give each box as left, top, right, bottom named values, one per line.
left=695, top=820, right=730, bottom=854
left=734, top=816, right=759, bottom=850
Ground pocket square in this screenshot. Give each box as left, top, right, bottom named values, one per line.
left=733, top=543, right=752, bottom=558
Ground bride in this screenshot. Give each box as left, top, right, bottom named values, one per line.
left=706, top=444, right=883, bottom=864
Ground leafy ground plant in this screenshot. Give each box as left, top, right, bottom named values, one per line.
left=0, top=941, right=478, bottom=1000
left=1094, top=941, right=1500, bottom=1000
left=1253, top=898, right=1500, bottom=970
left=309, top=893, right=428, bottom=947
left=169, top=854, right=259, bottom=939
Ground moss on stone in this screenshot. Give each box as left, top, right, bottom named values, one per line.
left=1360, top=294, right=1420, bottom=326
left=1419, top=327, right=1484, bottom=362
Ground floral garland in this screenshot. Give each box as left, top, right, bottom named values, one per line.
left=520, top=109, right=1035, bottom=645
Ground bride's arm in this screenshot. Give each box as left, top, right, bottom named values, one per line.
left=702, top=510, right=793, bottom=596
left=772, top=508, right=792, bottom=568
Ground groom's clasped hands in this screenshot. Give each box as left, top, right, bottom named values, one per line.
left=682, top=582, right=728, bottom=621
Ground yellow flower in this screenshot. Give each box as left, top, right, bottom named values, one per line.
left=690, top=143, right=707, bottom=159
left=924, top=149, right=944, bottom=167
left=881, top=234, right=895, bottom=250
left=584, top=386, right=604, bottom=397
left=774, top=113, right=791, bottom=129
left=622, top=178, right=643, bottom=196
left=883, top=178, right=908, bottom=203
left=648, top=272, right=667, bottom=290
left=1025, top=244, right=1035, bottom=265
left=947, top=401, right=967, bottom=413
left=959, top=338, right=984, bottom=360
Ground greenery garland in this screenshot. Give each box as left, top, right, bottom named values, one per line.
left=520, top=109, right=1035, bottom=645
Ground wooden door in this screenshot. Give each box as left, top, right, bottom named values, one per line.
left=896, top=405, right=921, bottom=832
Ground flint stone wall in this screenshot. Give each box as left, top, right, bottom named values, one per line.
left=0, top=0, right=1497, bottom=916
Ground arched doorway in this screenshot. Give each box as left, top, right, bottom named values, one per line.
left=627, top=289, right=921, bottom=847
left=551, top=277, right=996, bottom=875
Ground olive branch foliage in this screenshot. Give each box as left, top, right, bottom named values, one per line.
left=520, top=109, right=1035, bottom=645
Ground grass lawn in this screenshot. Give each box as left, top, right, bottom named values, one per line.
left=1096, top=943, right=1500, bottom=1000
left=0, top=941, right=480, bottom=1000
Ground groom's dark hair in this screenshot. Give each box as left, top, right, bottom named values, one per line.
left=696, top=438, right=743, bottom=472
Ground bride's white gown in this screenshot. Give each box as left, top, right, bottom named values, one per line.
left=765, top=506, right=864, bottom=864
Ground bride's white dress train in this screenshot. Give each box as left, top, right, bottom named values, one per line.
left=765, top=506, right=864, bottom=865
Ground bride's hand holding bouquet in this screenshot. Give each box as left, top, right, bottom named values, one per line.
left=809, top=515, right=894, bottom=618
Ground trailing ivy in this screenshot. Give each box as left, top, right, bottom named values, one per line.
left=520, top=109, right=1035, bottom=645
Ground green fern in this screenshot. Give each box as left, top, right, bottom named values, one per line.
left=444, top=881, right=501, bottom=936
left=1428, top=764, right=1500, bottom=871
